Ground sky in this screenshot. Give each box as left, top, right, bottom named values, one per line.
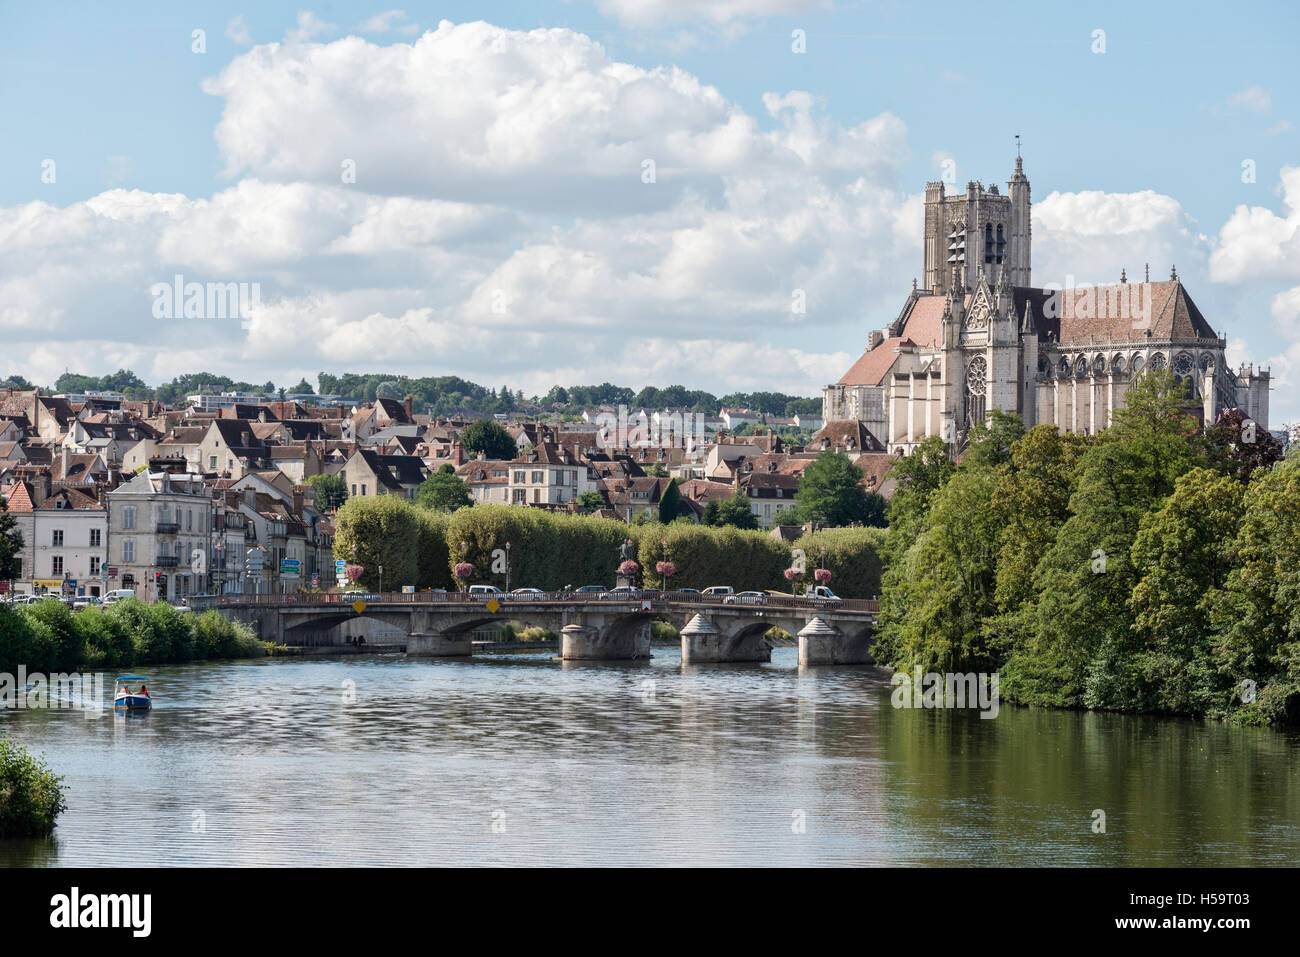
left=2, top=0, right=1298, bottom=418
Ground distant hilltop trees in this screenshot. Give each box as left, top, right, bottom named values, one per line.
left=24, top=369, right=820, bottom=419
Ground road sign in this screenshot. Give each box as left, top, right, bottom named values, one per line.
left=311, top=573, right=319, bottom=588
left=640, top=599, right=653, bottom=611
left=486, top=598, right=501, bottom=614
left=352, top=599, right=366, bottom=614
left=280, top=558, right=301, bottom=578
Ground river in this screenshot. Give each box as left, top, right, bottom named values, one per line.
left=2, top=647, right=1297, bottom=866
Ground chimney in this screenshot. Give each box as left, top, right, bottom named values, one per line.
left=452, top=441, right=464, bottom=466
left=61, top=445, right=70, bottom=478
left=868, top=330, right=884, bottom=350
left=404, top=395, right=413, bottom=421
left=292, top=487, right=303, bottom=515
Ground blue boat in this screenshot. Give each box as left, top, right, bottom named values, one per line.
left=114, top=675, right=153, bottom=712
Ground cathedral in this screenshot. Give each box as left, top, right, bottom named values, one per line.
left=823, top=157, right=1271, bottom=454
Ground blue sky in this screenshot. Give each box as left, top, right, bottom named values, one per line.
left=2, top=1, right=1297, bottom=417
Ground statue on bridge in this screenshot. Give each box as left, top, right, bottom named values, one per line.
left=619, top=538, right=636, bottom=563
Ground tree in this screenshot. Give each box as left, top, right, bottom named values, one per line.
left=288, top=378, right=315, bottom=394
left=644, top=462, right=668, bottom=477
left=658, top=478, right=683, bottom=524
left=458, top=419, right=517, bottom=460
left=713, top=490, right=757, bottom=530
left=305, top=473, right=347, bottom=512
left=0, top=495, right=23, bottom=583
left=576, top=490, right=606, bottom=512
left=415, top=465, right=473, bottom=512
left=794, top=451, right=886, bottom=527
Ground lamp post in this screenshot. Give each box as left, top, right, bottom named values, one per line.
left=378, top=564, right=384, bottom=596
left=505, top=541, right=511, bottom=593
left=661, top=540, right=669, bottom=592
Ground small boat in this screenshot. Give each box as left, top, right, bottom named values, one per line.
left=114, top=676, right=153, bottom=712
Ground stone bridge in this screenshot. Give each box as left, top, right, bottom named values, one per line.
left=210, top=591, right=878, bottom=665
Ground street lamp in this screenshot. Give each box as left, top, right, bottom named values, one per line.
left=505, top=541, right=511, bottom=592
left=661, top=540, right=669, bottom=592
left=378, top=564, right=384, bottom=596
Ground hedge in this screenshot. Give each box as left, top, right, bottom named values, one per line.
left=0, top=733, right=67, bottom=837
left=792, top=526, right=888, bottom=599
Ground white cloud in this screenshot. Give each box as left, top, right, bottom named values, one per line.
left=359, top=10, right=418, bottom=35
left=1033, top=188, right=1209, bottom=287
left=593, top=0, right=831, bottom=29
left=225, top=15, right=252, bottom=45
left=1210, top=166, right=1300, bottom=283
left=286, top=11, right=336, bottom=44
left=1229, top=85, right=1272, bottom=114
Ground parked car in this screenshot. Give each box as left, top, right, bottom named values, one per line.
left=6, top=594, right=37, bottom=605
left=103, top=589, right=137, bottom=605
left=600, top=585, right=641, bottom=600
left=673, top=587, right=701, bottom=595
left=73, top=596, right=103, bottom=610
left=701, top=586, right=734, bottom=598
left=468, top=585, right=504, bottom=598
left=724, top=591, right=768, bottom=605
left=574, top=585, right=606, bottom=595
left=505, top=588, right=545, bottom=600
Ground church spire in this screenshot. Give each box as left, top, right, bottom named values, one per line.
left=1020, top=298, right=1038, bottom=335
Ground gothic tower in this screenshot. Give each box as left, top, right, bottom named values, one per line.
left=1007, top=155, right=1031, bottom=287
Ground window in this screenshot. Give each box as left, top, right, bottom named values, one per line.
left=122, top=539, right=135, bottom=562
left=531, top=470, right=544, bottom=484
left=513, top=471, right=525, bottom=484
left=532, top=489, right=540, bottom=503
left=351, top=484, right=357, bottom=495
left=187, top=510, right=193, bottom=531
left=513, top=489, right=527, bottom=504
left=52, top=529, right=63, bottom=547
left=52, top=556, right=63, bottom=575
left=90, top=556, right=100, bottom=576
left=90, top=529, right=101, bottom=547
left=361, top=484, right=367, bottom=495
left=209, top=455, right=217, bottom=469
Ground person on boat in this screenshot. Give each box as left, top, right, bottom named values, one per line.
left=139, top=684, right=149, bottom=697
left=119, top=685, right=129, bottom=697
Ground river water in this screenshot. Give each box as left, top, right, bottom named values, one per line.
left=2, top=647, right=1297, bottom=866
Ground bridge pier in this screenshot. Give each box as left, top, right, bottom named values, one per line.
left=798, top=617, right=874, bottom=666
left=407, top=632, right=474, bottom=657
left=680, top=615, right=771, bottom=664
left=561, top=622, right=650, bottom=661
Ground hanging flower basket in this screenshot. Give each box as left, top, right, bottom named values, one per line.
left=814, top=568, right=832, bottom=584
left=618, top=560, right=639, bottom=577
left=655, top=561, right=675, bottom=578
left=784, top=567, right=804, bottom=581
left=454, top=562, right=475, bottom=579
left=345, top=564, right=364, bottom=582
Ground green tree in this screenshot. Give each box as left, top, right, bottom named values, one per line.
left=305, top=473, right=347, bottom=512
left=794, top=451, right=886, bottom=527
left=1129, top=468, right=1244, bottom=715
left=0, top=732, right=67, bottom=837
left=333, top=495, right=422, bottom=590
left=459, top=419, right=518, bottom=460
left=288, top=377, right=315, bottom=394
left=658, top=478, right=683, bottom=524
left=713, top=490, right=757, bottom=530
left=576, top=490, right=606, bottom=511
left=0, top=494, right=23, bottom=582
left=416, top=464, right=473, bottom=512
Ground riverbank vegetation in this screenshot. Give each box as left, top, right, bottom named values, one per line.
left=0, top=600, right=267, bottom=674
left=0, top=733, right=67, bottom=837
left=875, top=371, right=1298, bottom=726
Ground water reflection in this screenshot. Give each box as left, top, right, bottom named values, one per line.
left=2, top=648, right=1297, bottom=866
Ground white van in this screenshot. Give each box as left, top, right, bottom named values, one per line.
left=103, top=589, right=137, bottom=605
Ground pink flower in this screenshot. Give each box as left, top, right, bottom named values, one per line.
left=655, top=561, right=676, bottom=577
left=619, top=560, right=639, bottom=576
left=454, top=562, right=475, bottom=579
left=815, top=568, right=832, bottom=584
left=784, top=567, right=804, bottom=581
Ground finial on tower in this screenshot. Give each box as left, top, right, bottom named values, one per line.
left=1120, top=267, right=1127, bottom=284
left=1171, top=264, right=1178, bottom=281
left=912, top=277, right=918, bottom=292
left=1145, top=263, right=1150, bottom=282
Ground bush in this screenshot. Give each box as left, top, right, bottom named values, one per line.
left=0, top=605, right=36, bottom=675
left=73, top=607, right=135, bottom=669
left=0, top=733, right=67, bottom=837
left=792, top=526, right=888, bottom=599
left=632, top=522, right=788, bottom=592
left=192, top=611, right=265, bottom=660
left=19, top=601, right=84, bottom=672
left=333, top=495, right=422, bottom=590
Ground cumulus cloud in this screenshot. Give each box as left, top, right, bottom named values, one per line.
left=359, top=10, right=418, bottom=35
left=1033, top=188, right=1210, bottom=288
left=1210, top=166, right=1300, bottom=283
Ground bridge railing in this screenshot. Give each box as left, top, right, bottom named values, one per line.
left=213, top=589, right=877, bottom=615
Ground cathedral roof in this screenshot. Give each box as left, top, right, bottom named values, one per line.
left=1036, top=280, right=1218, bottom=344
left=836, top=337, right=916, bottom=386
